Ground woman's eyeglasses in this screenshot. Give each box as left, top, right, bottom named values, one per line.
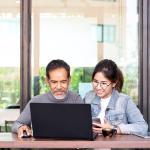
left=92, top=80, right=111, bottom=90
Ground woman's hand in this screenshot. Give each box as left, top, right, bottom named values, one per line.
left=101, top=119, right=112, bottom=129
left=101, top=119, right=121, bottom=134
left=92, top=122, right=102, bottom=133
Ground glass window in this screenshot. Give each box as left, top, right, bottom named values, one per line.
left=0, top=0, right=20, bottom=108
left=32, top=0, right=138, bottom=104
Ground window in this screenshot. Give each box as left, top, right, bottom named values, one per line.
left=0, top=1, right=20, bottom=108
left=32, top=0, right=138, bottom=104
left=97, top=24, right=116, bottom=43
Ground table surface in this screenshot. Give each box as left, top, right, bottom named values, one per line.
left=0, top=133, right=150, bottom=148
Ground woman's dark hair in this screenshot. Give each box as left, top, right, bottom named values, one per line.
left=46, top=59, right=70, bottom=79
left=116, top=67, right=124, bottom=92
left=92, top=59, right=124, bottom=92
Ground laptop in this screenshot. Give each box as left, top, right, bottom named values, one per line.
left=30, top=103, right=97, bottom=140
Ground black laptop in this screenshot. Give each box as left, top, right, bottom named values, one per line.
left=30, top=103, right=97, bottom=140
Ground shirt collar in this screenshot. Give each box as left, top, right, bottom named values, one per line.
left=107, top=89, right=119, bottom=110
left=92, top=89, right=119, bottom=110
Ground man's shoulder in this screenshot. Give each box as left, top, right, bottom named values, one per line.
left=31, top=92, right=50, bottom=102
left=68, top=90, right=79, bottom=97
left=67, top=91, right=83, bottom=103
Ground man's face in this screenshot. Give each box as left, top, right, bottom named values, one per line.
left=47, top=68, right=70, bottom=99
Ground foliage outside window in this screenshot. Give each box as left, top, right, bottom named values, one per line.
left=38, top=66, right=138, bottom=103
left=0, top=68, right=20, bottom=108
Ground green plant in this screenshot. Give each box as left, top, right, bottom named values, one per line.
left=0, top=67, right=20, bottom=108
left=39, top=67, right=49, bottom=94
left=71, top=67, right=93, bottom=93
left=122, top=69, right=138, bottom=103
left=71, top=68, right=83, bottom=93
left=38, top=66, right=138, bottom=103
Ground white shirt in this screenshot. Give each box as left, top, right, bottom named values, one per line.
left=98, top=96, right=111, bottom=125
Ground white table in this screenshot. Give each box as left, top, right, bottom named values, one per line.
left=0, top=109, right=20, bottom=127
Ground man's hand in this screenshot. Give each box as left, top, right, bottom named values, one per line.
left=17, top=125, right=32, bottom=138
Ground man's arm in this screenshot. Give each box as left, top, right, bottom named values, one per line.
left=12, top=102, right=32, bottom=137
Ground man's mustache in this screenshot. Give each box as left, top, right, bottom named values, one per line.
left=54, top=90, right=65, bottom=92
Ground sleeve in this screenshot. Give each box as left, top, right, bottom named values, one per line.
left=118, top=97, right=148, bottom=135
left=75, top=95, right=84, bottom=104
left=11, top=101, right=31, bottom=133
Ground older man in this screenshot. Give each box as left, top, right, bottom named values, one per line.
left=12, top=59, right=83, bottom=138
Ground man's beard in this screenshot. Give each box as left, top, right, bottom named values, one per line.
left=54, top=94, right=66, bottom=99
left=52, top=90, right=68, bottom=100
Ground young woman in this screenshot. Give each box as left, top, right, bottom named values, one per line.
left=84, top=59, right=148, bottom=135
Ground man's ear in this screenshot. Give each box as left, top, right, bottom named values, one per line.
left=68, top=76, right=71, bottom=84
left=45, top=77, right=49, bottom=85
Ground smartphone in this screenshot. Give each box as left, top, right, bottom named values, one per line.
left=92, top=118, right=101, bottom=128
left=92, top=117, right=101, bottom=123
left=92, top=123, right=101, bottom=128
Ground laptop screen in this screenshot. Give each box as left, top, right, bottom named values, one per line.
left=30, top=103, right=94, bottom=140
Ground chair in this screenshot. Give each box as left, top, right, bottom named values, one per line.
left=5, top=120, right=14, bottom=132
left=6, top=104, right=20, bottom=109
left=4, top=104, right=20, bottom=132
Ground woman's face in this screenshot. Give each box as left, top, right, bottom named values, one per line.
left=92, top=72, right=116, bottom=99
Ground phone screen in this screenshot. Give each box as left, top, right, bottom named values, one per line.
left=92, top=118, right=101, bottom=123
